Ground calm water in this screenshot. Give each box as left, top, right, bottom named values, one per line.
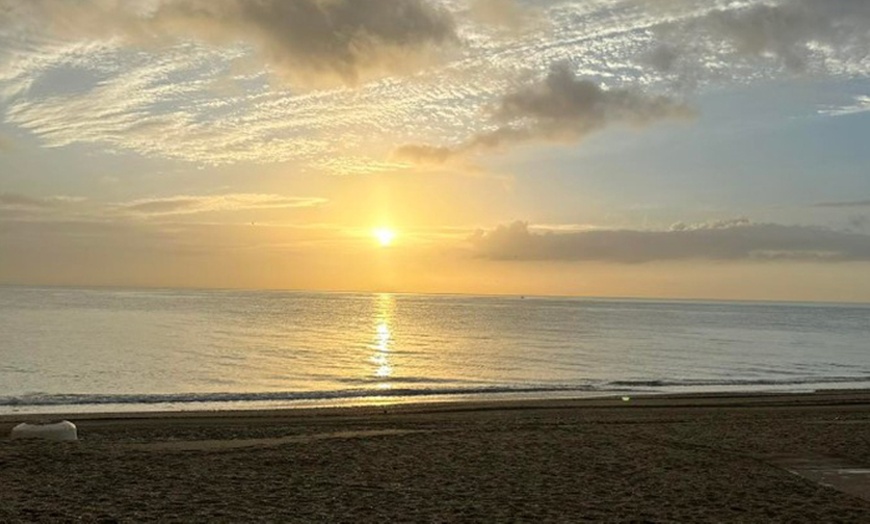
left=1, top=286, right=869, bottom=414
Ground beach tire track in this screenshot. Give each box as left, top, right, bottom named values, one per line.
left=128, top=428, right=432, bottom=452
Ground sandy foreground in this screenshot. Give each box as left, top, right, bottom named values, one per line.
left=3, top=391, right=870, bottom=522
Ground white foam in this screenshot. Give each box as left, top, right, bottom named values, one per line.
left=10, top=420, right=78, bottom=442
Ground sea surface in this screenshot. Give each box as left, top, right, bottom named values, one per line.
left=1, top=286, right=869, bottom=414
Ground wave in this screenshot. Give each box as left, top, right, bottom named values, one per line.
left=3, top=374, right=870, bottom=408
left=0, top=386, right=593, bottom=407
left=605, top=375, right=870, bottom=388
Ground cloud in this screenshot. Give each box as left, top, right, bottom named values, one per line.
left=3, top=1, right=868, bottom=170
left=0, top=192, right=82, bottom=211
left=469, top=220, right=870, bottom=263
left=814, top=199, right=870, bottom=209
left=395, top=63, right=694, bottom=164
left=119, top=193, right=327, bottom=216
left=642, top=44, right=681, bottom=74
left=647, top=0, right=870, bottom=75
left=818, top=96, right=870, bottom=117
left=391, top=144, right=455, bottom=165
left=5, top=0, right=457, bottom=88
left=0, top=193, right=55, bottom=210
left=848, top=215, right=869, bottom=231
left=0, top=192, right=325, bottom=223
left=706, top=0, right=870, bottom=72
left=491, top=63, right=693, bottom=137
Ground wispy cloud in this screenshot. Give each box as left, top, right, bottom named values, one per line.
left=814, top=199, right=870, bottom=209
left=395, top=62, right=693, bottom=163
left=818, top=96, right=870, bottom=117
left=470, top=219, right=870, bottom=263
left=4, top=0, right=457, bottom=89
left=0, top=191, right=325, bottom=222
left=1, top=1, right=869, bottom=169
left=0, top=192, right=83, bottom=211
left=119, top=193, right=327, bottom=217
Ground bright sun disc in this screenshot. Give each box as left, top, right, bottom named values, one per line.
left=373, top=228, right=396, bottom=246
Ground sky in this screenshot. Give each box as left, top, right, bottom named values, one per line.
left=1, top=0, right=870, bottom=302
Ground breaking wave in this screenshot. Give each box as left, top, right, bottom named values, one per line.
left=4, top=374, right=869, bottom=409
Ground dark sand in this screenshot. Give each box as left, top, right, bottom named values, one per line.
left=3, top=391, right=870, bottom=522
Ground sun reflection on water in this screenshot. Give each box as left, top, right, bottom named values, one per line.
left=369, top=293, right=395, bottom=389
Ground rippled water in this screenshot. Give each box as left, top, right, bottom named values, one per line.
left=1, top=286, right=869, bottom=413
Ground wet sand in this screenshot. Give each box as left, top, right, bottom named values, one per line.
left=3, top=391, right=870, bottom=522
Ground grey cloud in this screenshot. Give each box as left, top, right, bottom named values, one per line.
left=814, top=200, right=870, bottom=209
left=5, top=0, right=457, bottom=88
left=708, top=0, right=870, bottom=72
left=0, top=193, right=81, bottom=211
left=0, top=193, right=53, bottom=210
left=392, top=144, right=455, bottom=164
left=470, top=220, right=870, bottom=263
left=492, top=63, right=693, bottom=136
left=668, top=218, right=752, bottom=231
left=120, top=194, right=327, bottom=216
left=649, top=0, right=870, bottom=74
left=642, top=44, right=681, bottom=73
left=848, top=215, right=869, bottom=231
left=395, top=63, right=694, bottom=164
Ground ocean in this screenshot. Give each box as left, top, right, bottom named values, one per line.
left=1, top=286, right=868, bottom=414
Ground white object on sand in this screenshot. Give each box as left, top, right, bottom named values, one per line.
left=10, top=420, right=78, bottom=442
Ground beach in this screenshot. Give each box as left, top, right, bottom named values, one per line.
left=3, top=391, right=870, bottom=522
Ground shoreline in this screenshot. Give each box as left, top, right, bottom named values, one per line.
left=4, top=390, right=870, bottom=521
left=4, top=388, right=870, bottom=424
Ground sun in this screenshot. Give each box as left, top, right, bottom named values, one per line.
left=373, top=227, right=396, bottom=247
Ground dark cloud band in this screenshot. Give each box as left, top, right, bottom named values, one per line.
left=470, top=220, right=870, bottom=263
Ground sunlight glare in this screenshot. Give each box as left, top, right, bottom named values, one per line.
left=373, top=227, right=396, bottom=247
